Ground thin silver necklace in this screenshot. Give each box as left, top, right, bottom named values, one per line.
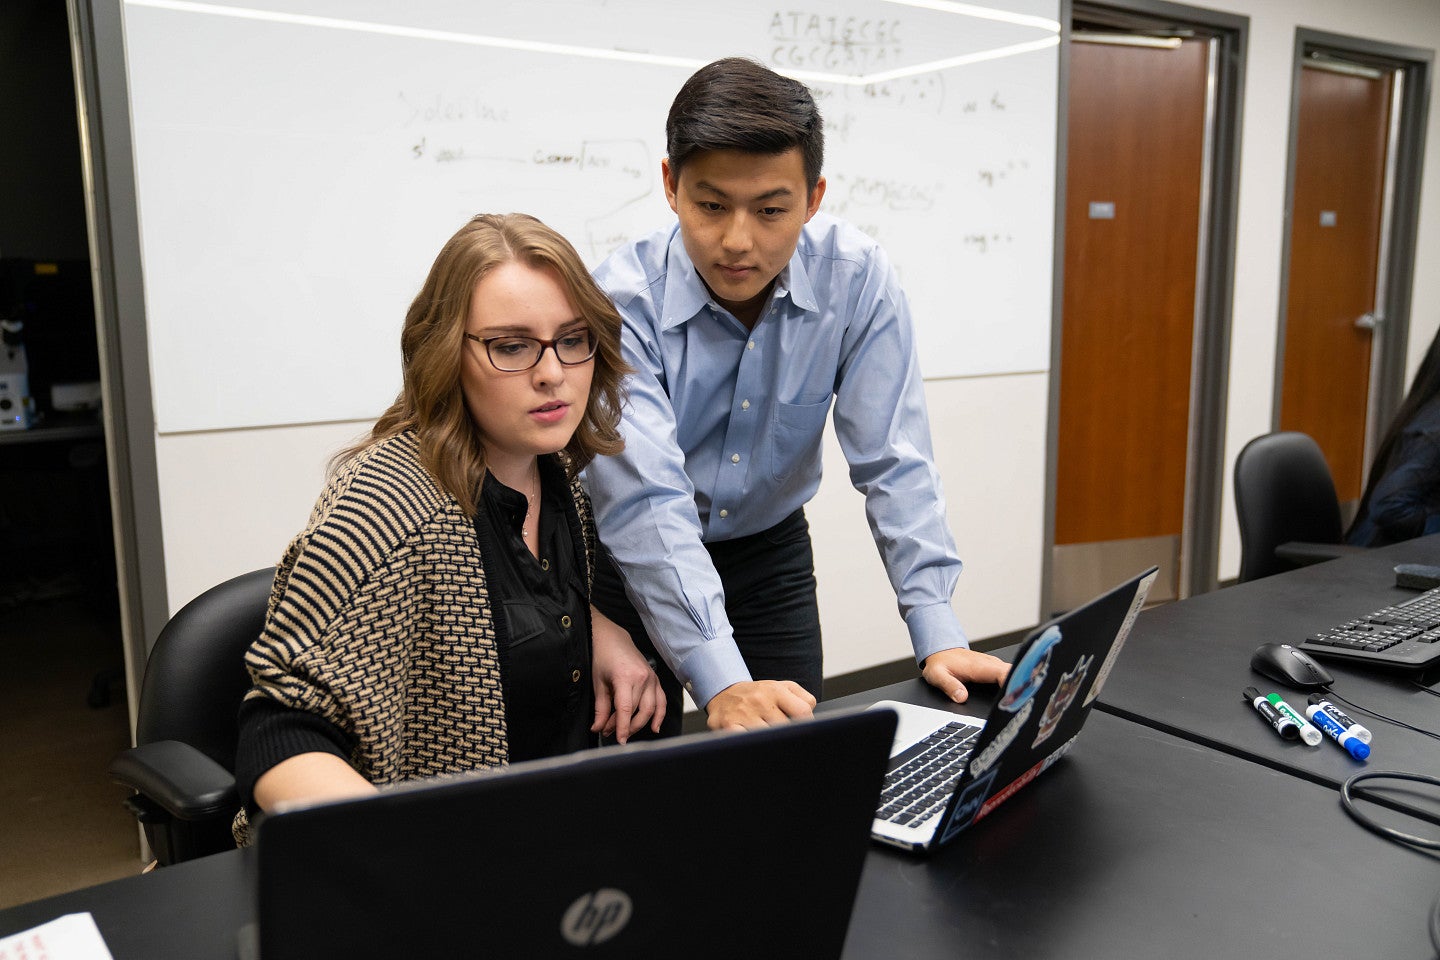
left=521, top=465, right=538, bottom=539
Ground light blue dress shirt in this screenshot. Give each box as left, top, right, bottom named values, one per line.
left=585, top=212, right=967, bottom=707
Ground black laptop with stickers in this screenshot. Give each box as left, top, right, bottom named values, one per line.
left=869, top=568, right=1158, bottom=853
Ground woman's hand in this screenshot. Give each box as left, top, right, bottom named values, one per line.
left=590, top=606, right=666, bottom=743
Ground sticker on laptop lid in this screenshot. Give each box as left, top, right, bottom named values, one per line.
left=999, top=625, right=1062, bottom=713
left=1035, top=654, right=1092, bottom=747
left=966, top=698, right=1032, bottom=778
left=938, top=767, right=999, bottom=845
left=1082, top=570, right=1158, bottom=706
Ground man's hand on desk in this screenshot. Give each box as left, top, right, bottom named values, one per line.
left=921, top=647, right=1012, bottom=704
left=705, top=680, right=816, bottom=731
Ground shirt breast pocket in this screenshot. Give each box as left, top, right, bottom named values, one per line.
left=770, top=397, right=832, bottom=482
left=502, top=601, right=548, bottom=649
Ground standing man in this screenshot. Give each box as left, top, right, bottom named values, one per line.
left=586, top=57, right=1008, bottom=733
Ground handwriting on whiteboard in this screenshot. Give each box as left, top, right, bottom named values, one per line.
left=767, top=11, right=904, bottom=73
left=398, top=91, right=509, bottom=125
left=963, top=233, right=1016, bottom=254
left=977, top=158, right=1031, bottom=187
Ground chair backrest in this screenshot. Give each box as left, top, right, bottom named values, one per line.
left=134, top=567, right=275, bottom=772
left=1233, top=432, right=1342, bottom=582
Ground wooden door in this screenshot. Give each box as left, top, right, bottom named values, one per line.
left=1280, top=65, right=1392, bottom=505
left=1054, top=38, right=1209, bottom=605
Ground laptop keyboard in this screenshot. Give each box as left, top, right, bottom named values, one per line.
left=876, top=721, right=982, bottom=827
left=1302, top=585, right=1440, bottom=667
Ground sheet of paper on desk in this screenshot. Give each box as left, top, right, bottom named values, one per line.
left=0, top=913, right=113, bottom=960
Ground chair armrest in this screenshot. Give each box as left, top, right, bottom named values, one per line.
left=1274, top=541, right=1370, bottom=567
left=109, top=740, right=238, bottom=821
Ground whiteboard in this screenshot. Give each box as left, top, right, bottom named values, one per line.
left=122, top=0, right=1060, bottom=433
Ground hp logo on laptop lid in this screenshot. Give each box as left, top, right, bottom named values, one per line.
left=561, top=888, right=633, bottom=946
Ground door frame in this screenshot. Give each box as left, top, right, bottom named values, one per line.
left=1044, top=0, right=1247, bottom=615
left=67, top=0, right=170, bottom=732
left=1273, top=31, right=1432, bottom=486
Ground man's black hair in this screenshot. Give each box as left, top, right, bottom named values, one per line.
left=665, top=57, right=824, bottom=192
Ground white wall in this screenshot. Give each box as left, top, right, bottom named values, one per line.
left=154, top=420, right=366, bottom=594
left=149, top=0, right=1440, bottom=684
left=812, top=374, right=1048, bottom=673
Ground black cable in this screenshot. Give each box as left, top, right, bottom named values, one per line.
left=1340, top=770, right=1440, bottom=959
left=1324, top=688, right=1440, bottom=742
left=1339, top=771, right=1440, bottom=850
left=1413, top=680, right=1440, bottom=698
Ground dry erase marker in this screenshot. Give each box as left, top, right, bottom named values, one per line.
left=1303, top=701, right=1370, bottom=760
left=1264, top=692, right=1323, bottom=746
left=1243, top=687, right=1300, bottom=741
left=1306, top=693, right=1373, bottom=745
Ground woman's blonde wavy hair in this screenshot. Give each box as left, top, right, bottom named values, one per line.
left=339, top=213, right=627, bottom=514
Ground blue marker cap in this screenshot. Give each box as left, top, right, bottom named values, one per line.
left=1305, top=702, right=1370, bottom=761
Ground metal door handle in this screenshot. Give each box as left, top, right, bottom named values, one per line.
left=1355, top=312, right=1382, bottom=330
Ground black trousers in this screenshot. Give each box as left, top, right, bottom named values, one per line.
left=590, top=508, right=823, bottom=737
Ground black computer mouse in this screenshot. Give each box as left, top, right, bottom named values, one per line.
left=1250, top=642, right=1334, bottom=690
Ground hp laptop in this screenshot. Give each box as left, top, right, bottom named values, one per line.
left=248, top=709, right=895, bottom=960
left=870, top=568, right=1158, bottom=853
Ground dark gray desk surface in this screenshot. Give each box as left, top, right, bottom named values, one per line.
left=827, top=682, right=1439, bottom=959
left=5, top=689, right=1436, bottom=959
left=1093, top=537, right=1440, bottom=806
left=0, top=850, right=250, bottom=957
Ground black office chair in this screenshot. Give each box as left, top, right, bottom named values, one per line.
left=1233, top=431, right=1367, bottom=582
left=109, top=567, right=274, bottom=865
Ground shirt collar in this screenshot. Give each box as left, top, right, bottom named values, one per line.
left=481, top=455, right=567, bottom=526
left=659, top=229, right=708, bottom=331
left=658, top=228, right=819, bottom=331
left=780, top=243, right=818, bottom=314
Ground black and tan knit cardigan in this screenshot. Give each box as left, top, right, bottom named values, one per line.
left=241, top=428, right=597, bottom=788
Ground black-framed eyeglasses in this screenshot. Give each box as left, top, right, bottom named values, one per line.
left=463, top=328, right=597, bottom=372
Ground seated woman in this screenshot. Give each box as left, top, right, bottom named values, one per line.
left=233, top=213, right=664, bottom=842
left=1346, top=328, right=1440, bottom=547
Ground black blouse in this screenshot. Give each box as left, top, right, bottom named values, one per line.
left=474, top=457, right=593, bottom=763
